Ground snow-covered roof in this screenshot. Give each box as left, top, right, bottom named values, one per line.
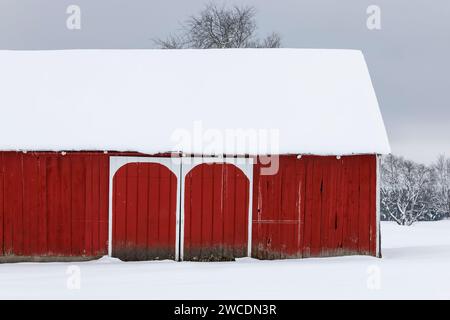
left=0, top=49, right=390, bottom=155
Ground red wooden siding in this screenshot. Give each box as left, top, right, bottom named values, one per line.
left=0, top=151, right=378, bottom=261
left=0, top=152, right=109, bottom=258
left=183, top=163, right=249, bottom=261
left=252, top=155, right=377, bottom=259
left=112, top=162, right=177, bottom=261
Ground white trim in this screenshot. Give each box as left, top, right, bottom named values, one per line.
left=246, top=166, right=254, bottom=258
left=376, top=154, right=381, bottom=258
left=180, top=163, right=186, bottom=261
left=108, top=156, right=181, bottom=260
left=108, top=158, right=113, bottom=257
left=179, top=156, right=254, bottom=261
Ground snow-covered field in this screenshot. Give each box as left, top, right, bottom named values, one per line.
left=1, top=221, right=449, bottom=299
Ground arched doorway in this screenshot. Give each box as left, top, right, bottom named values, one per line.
left=112, top=161, right=178, bottom=261
left=182, top=162, right=251, bottom=261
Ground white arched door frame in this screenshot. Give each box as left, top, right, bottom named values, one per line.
left=108, top=156, right=181, bottom=260
left=108, top=156, right=254, bottom=262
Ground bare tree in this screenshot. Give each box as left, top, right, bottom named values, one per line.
left=381, top=155, right=431, bottom=225
left=257, top=32, right=282, bottom=48
left=155, top=34, right=186, bottom=49
left=155, top=3, right=281, bottom=49
left=430, top=155, right=450, bottom=219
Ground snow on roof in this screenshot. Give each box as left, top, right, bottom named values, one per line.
left=0, top=49, right=390, bottom=155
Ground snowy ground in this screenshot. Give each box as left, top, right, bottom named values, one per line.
left=1, top=221, right=449, bottom=299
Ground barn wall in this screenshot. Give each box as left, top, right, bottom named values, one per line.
left=0, top=152, right=109, bottom=258
left=0, top=151, right=378, bottom=261
left=251, top=155, right=377, bottom=259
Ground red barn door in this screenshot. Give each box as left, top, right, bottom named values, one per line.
left=181, top=160, right=252, bottom=261
left=111, top=158, right=180, bottom=261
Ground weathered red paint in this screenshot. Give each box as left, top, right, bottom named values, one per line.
left=0, top=151, right=378, bottom=261
left=252, top=155, right=377, bottom=259
left=112, top=162, right=177, bottom=261
left=0, top=152, right=109, bottom=258
left=183, top=163, right=249, bottom=261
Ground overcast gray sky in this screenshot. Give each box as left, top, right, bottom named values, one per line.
left=0, top=0, right=448, bottom=163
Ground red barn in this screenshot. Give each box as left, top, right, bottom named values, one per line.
left=0, top=49, right=390, bottom=262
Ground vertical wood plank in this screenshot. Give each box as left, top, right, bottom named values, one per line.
left=125, top=163, right=138, bottom=251
left=341, top=157, right=351, bottom=251
left=37, top=155, right=48, bottom=255
left=296, top=157, right=306, bottom=258
left=327, top=157, right=338, bottom=253
left=335, top=158, right=348, bottom=254
left=310, top=158, right=323, bottom=256
left=234, top=165, right=249, bottom=257
left=348, top=156, right=360, bottom=252
left=60, top=155, right=72, bottom=255
left=168, top=167, right=177, bottom=258
left=147, top=164, right=160, bottom=253
left=359, top=156, right=371, bottom=254
left=3, top=153, right=15, bottom=255
left=15, top=154, right=25, bottom=256
left=158, top=163, right=172, bottom=256
left=84, top=156, right=94, bottom=256
left=22, top=154, right=37, bottom=256
left=71, top=155, right=85, bottom=255
left=90, top=155, right=100, bottom=255
left=201, top=164, right=213, bottom=257
left=281, top=158, right=297, bottom=258
left=271, top=161, right=282, bottom=259
left=320, top=157, right=330, bottom=255
left=0, top=153, right=4, bottom=255
left=136, top=163, right=149, bottom=251
left=251, top=162, right=261, bottom=258
left=369, top=155, right=378, bottom=256
left=46, top=156, right=58, bottom=255
left=303, top=157, right=314, bottom=257
left=212, top=164, right=224, bottom=257
left=223, top=164, right=236, bottom=258
left=99, top=155, right=109, bottom=254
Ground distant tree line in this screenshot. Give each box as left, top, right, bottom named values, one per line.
left=381, top=154, right=450, bottom=225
